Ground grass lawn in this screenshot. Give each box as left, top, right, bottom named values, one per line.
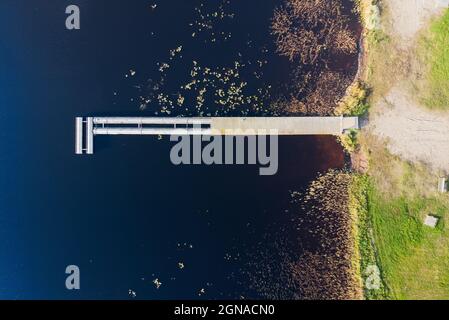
left=357, top=134, right=449, bottom=299
left=418, top=9, right=449, bottom=109
left=368, top=188, right=449, bottom=299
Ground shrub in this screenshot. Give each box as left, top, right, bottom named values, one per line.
left=335, top=81, right=369, bottom=116
left=339, top=129, right=359, bottom=153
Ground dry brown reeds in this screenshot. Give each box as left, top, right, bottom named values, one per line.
left=242, top=171, right=363, bottom=300
left=291, top=171, right=362, bottom=300
left=272, top=0, right=357, bottom=63
left=271, top=0, right=359, bottom=115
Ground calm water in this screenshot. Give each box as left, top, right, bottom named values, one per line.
left=0, top=0, right=352, bottom=299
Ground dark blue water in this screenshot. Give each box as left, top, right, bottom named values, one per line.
left=0, top=0, right=348, bottom=299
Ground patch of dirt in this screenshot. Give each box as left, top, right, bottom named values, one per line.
left=384, top=0, right=445, bottom=46
left=351, top=148, right=369, bottom=174
left=369, top=86, right=449, bottom=173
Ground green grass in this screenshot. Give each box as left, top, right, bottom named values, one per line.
left=350, top=175, right=389, bottom=299
left=355, top=174, right=449, bottom=299
left=352, top=135, right=449, bottom=299
left=418, top=9, right=449, bottom=109
left=368, top=188, right=449, bottom=299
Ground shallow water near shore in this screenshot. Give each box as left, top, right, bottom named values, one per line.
left=0, top=0, right=358, bottom=299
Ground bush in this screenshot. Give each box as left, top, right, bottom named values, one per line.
left=335, top=81, right=369, bottom=116
left=339, top=129, right=359, bottom=153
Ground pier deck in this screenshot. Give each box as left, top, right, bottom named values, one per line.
left=75, top=116, right=359, bottom=154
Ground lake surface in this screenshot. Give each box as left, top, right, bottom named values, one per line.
left=0, top=0, right=353, bottom=299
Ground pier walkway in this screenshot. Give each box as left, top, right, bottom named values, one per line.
left=75, top=116, right=359, bottom=154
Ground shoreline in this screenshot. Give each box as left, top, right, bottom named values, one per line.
left=346, top=0, right=449, bottom=300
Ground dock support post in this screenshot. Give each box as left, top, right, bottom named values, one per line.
left=86, top=117, right=94, bottom=155
left=75, top=117, right=83, bottom=155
